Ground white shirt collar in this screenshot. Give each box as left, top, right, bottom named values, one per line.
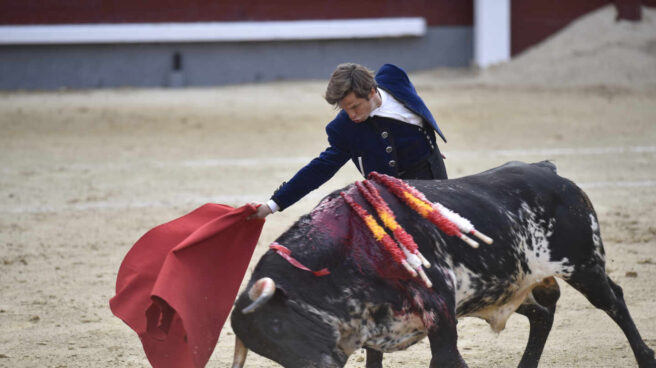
left=369, top=88, right=423, bottom=127
left=369, top=89, right=388, bottom=118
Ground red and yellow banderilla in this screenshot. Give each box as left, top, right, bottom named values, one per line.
left=369, top=172, right=493, bottom=248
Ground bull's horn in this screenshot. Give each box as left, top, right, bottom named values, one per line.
left=232, top=336, right=248, bottom=368
left=241, top=277, right=276, bottom=314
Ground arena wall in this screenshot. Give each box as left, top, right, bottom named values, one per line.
left=0, top=1, right=473, bottom=90
left=0, top=26, right=471, bottom=90
left=1, top=0, right=652, bottom=90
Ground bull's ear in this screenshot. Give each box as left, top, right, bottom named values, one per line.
left=274, top=284, right=288, bottom=297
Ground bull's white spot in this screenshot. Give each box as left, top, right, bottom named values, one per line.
left=447, top=202, right=577, bottom=333
left=448, top=270, right=458, bottom=292
left=516, top=204, right=573, bottom=308
left=453, top=265, right=477, bottom=303
left=520, top=203, right=574, bottom=278
left=590, top=214, right=605, bottom=262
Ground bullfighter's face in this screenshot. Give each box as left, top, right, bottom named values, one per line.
left=339, top=88, right=380, bottom=123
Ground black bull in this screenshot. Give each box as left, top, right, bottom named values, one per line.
left=231, top=161, right=656, bottom=368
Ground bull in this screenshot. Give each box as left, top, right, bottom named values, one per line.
left=230, top=161, right=656, bottom=368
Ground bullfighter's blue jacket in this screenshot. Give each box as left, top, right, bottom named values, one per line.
left=271, top=64, right=446, bottom=211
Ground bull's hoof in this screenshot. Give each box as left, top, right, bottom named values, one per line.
left=637, top=353, right=656, bottom=368
left=638, top=359, right=656, bottom=368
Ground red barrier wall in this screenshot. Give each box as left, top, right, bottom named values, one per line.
left=0, top=0, right=472, bottom=26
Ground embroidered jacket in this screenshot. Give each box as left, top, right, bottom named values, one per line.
left=271, top=64, right=446, bottom=210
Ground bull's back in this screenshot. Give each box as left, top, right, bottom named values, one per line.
left=408, top=161, right=601, bottom=316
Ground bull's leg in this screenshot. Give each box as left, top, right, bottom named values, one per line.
left=427, top=315, right=467, bottom=368
left=566, top=266, right=656, bottom=367
left=364, top=348, right=383, bottom=368
left=514, top=277, right=560, bottom=368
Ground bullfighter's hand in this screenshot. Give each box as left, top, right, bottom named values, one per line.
left=248, top=202, right=272, bottom=220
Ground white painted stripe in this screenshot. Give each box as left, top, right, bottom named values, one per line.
left=15, top=144, right=655, bottom=173
left=3, top=145, right=655, bottom=175
left=3, top=194, right=264, bottom=214
left=3, top=181, right=655, bottom=214
left=0, top=18, right=426, bottom=45
left=448, top=145, right=656, bottom=158
left=579, top=180, right=656, bottom=189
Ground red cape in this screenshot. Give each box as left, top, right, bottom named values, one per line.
left=109, top=203, right=264, bottom=368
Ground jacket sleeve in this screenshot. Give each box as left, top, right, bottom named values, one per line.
left=270, top=121, right=350, bottom=211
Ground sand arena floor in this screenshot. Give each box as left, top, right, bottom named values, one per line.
left=1, top=77, right=655, bottom=367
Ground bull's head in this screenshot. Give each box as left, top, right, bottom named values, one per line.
left=230, top=277, right=346, bottom=368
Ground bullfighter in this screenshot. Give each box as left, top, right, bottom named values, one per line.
left=250, top=62, right=448, bottom=219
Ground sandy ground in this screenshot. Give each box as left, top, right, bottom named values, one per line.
left=1, top=78, right=655, bottom=368
left=2, top=6, right=656, bottom=368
